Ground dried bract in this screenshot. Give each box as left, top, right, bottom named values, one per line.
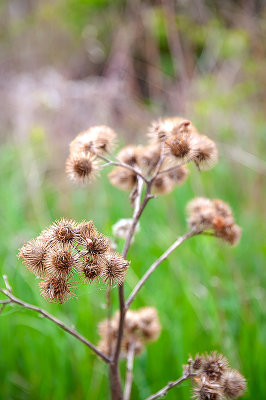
left=193, top=135, right=218, bottom=170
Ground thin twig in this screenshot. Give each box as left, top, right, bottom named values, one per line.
left=124, top=342, right=136, bottom=400
left=126, top=229, right=199, bottom=309
left=0, top=287, right=110, bottom=363
left=146, top=372, right=196, bottom=400
left=97, top=154, right=148, bottom=183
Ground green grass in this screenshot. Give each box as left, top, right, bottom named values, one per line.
left=0, top=138, right=265, bottom=400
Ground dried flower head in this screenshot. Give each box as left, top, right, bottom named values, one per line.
left=137, top=143, right=161, bottom=173
left=108, top=166, right=137, bottom=191
left=70, top=126, right=117, bottom=155
left=152, top=174, right=175, bottom=195
left=193, top=379, right=223, bottom=400
left=222, top=370, right=246, bottom=399
left=98, top=306, right=161, bottom=358
left=39, top=276, right=73, bottom=303
left=80, top=256, right=102, bottom=283
left=149, top=117, right=193, bottom=142
left=101, top=252, right=129, bottom=285
left=202, top=352, right=229, bottom=382
left=168, top=165, right=189, bottom=186
left=117, top=145, right=140, bottom=166
left=137, top=307, right=161, bottom=341
left=44, top=244, right=77, bottom=277
left=112, top=218, right=140, bottom=240
left=65, top=152, right=99, bottom=184
left=187, top=197, right=216, bottom=230
left=193, top=135, right=218, bottom=170
left=44, top=218, right=78, bottom=246
left=76, top=221, right=110, bottom=255
left=18, top=238, right=49, bottom=277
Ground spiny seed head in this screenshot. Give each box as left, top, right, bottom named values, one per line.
left=44, top=244, right=76, bottom=277
left=44, top=218, right=78, bottom=246
left=101, top=252, right=129, bottom=285
left=108, top=166, right=137, bottom=191
left=77, top=221, right=97, bottom=242
left=70, top=126, right=117, bottom=155
left=193, top=379, right=223, bottom=400
left=222, top=370, right=246, bottom=399
left=192, top=354, right=204, bottom=370
left=148, top=117, right=193, bottom=142
left=137, top=143, right=161, bottom=172
left=117, top=145, right=140, bottom=166
left=18, top=238, right=49, bottom=277
left=98, top=306, right=161, bottom=358
left=213, top=199, right=233, bottom=219
left=187, top=197, right=216, bottom=230
left=39, top=276, right=73, bottom=303
left=137, top=307, right=161, bottom=341
left=81, top=257, right=102, bottom=283
left=168, top=165, right=189, bottom=186
left=65, top=152, right=98, bottom=184
left=152, top=174, right=175, bottom=195
left=112, top=218, right=140, bottom=240
left=193, top=135, right=218, bottom=170
left=202, top=352, right=229, bottom=382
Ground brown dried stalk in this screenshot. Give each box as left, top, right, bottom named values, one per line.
left=146, top=372, right=196, bottom=400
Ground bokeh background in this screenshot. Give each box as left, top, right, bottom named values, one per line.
left=0, top=1, right=266, bottom=399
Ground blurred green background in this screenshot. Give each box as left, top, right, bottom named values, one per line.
left=0, top=1, right=265, bottom=399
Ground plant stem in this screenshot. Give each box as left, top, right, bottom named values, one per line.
left=124, top=342, right=135, bottom=400
left=0, top=288, right=110, bottom=363
left=146, top=372, right=195, bottom=400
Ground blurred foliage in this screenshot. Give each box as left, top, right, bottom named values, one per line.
left=0, top=0, right=266, bottom=399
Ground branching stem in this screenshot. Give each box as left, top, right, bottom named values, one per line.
left=146, top=372, right=196, bottom=400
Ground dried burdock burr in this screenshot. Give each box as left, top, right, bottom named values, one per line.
left=44, top=243, right=77, bottom=278
left=117, top=145, right=141, bottom=166
left=98, top=307, right=161, bottom=358
left=222, top=369, right=246, bottom=399
left=201, top=352, right=229, bottom=382
left=137, top=143, right=161, bottom=173
left=18, top=238, right=49, bottom=278
left=101, top=252, right=129, bottom=286
left=65, top=151, right=99, bottom=184
left=43, top=218, right=78, bottom=246
left=167, top=165, right=189, bottom=186
left=108, top=166, right=137, bottom=191
left=80, top=256, right=103, bottom=284
left=193, top=134, right=218, bottom=170
left=70, top=125, right=117, bottom=155
left=192, top=379, right=223, bottom=400
left=39, top=276, right=74, bottom=303
left=152, top=174, right=175, bottom=195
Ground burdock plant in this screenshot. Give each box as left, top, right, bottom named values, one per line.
left=0, top=119, right=246, bottom=400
